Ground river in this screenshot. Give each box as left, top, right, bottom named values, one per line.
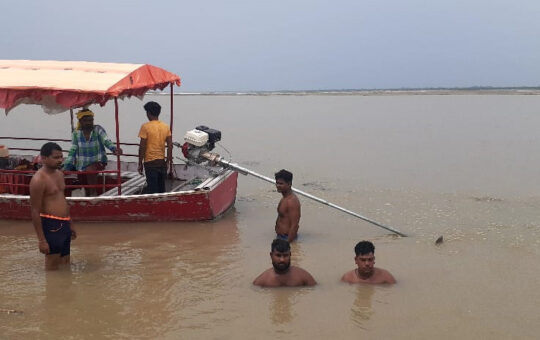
left=1, top=93, right=539, bottom=339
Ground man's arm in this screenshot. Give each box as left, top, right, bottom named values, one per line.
left=97, top=125, right=121, bottom=155
left=138, top=138, right=147, bottom=174
left=69, top=219, right=77, bottom=240
left=340, top=270, right=354, bottom=283
left=166, top=135, right=173, bottom=175
left=29, top=175, right=49, bottom=254
left=64, top=173, right=77, bottom=240
left=381, top=269, right=396, bottom=284
left=287, top=198, right=301, bottom=242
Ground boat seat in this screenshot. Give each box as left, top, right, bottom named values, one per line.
left=100, top=173, right=146, bottom=196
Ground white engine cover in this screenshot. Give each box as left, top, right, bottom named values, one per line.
left=184, top=129, right=209, bottom=146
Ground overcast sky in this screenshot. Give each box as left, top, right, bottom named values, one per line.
left=2, top=0, right=539, bottom=91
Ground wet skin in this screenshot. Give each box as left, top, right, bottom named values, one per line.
left=341, top=252, right=396, bottom=284
left=253, top=250, right=316, bottom=287
left=29, top=150, right=77, bottom=270
left=275, top=179, right=301, bottom=242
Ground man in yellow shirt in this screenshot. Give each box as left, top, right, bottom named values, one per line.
left=138, top=101, right=173, bottom=193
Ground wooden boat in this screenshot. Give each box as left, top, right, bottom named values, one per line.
left=0, top=60, right=238, bottom=221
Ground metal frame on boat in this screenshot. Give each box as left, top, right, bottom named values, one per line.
left=0, top=60, right=238, bottom=221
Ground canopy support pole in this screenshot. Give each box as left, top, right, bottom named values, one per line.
left=69, top=108, right=74, bottom=132
left=170, top=83, right=174, bottom=134
left=114, top=98, right=122, bottom=195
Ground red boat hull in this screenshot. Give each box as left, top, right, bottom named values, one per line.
left=0, top=171, right=237, bottom=222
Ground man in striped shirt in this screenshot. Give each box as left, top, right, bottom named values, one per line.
left=64, top=109, right=122, bottom=196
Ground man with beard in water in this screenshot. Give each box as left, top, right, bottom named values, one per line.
left=341, top=241, right=396, bottom=284
left=30, top=142, right=77, bottom=270
left=253, top=239, right=316, bottom=287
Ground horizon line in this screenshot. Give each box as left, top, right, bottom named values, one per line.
left=149, top=86, right=540, bottom=95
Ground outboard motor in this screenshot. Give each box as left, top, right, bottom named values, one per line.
left=181, top=125, right=222, bottom=162
left=194, top=125, right=221, bottom=150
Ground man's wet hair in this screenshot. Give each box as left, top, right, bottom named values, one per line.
left=274, top=169, right=293, bottom=183
left=40, top=142, right=62, bottom=157
left=271, top=238, right=291, bottom=253
left=144, top=101, right=161, bottom=117
left=355, top=240, right=375, bottom=256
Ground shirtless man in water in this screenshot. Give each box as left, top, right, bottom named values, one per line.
left=274, top=169, right=301, bottom=243
left=30, top=142, right=77, bottom=270
left=341, top=241, right=396, bottom=284
left=253, top=239, right=316, bottom=287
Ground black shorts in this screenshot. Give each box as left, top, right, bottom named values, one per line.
left=276, top=233, right=289, bottom=241
left=41, top=215, right=72, bottom=257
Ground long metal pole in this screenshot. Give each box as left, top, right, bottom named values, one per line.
left=204, top=154, right=407, bottom=237
left=114, top=98, right=122, bottom=195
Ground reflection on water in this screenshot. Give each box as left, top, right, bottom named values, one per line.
left=268, top=289, right=310, bottom=325
left=350, top=285, right=375, bottom=328
left=270, top=290, right=293, bottom=324
left=289, top=241, right=304, bottom=267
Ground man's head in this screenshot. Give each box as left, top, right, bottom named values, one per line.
left=354, top=241, right=375, bottom=277
left=76, top=109, right=94, bottom=131
left=270, top=238, right=291, bottom=273
left=274, top=169, right=293, bottom=194
left=40, top=142, right=63, bottom=169
left=144, top=101, right=161, bottom=119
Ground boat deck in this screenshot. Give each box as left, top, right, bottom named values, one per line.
left=0, top=155, right=227, bottom=198
left=98, top=171, right=207, bottom=196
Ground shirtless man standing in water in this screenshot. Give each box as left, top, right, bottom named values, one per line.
left=274, top=169, right=301, bottom=243
left=341, top=241, right=396, bottom=284
left=30, top=142, right=77, bottom=270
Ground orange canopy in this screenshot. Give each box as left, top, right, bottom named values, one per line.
left=0, top=60, right=181, bottom=113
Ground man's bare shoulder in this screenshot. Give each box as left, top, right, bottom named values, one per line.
left=30, top=169, right=63, bottom=186
left=54, top=168, right=64, bottom=178
left=253, top=267, right=316, bottom=287
left=30, top=169, right=47, bottom=186
left=290, top=266, right=310, bottom=276
left=341, top=269, right=358, bottom=283
left=281, top=193, right=300, bottom=211
left=253, top=268, right=275, bottom=286
left=290, top=266, right=316, bottom=286
left=374, top=267, right=396, bottom=284
left=289, top=193, right=300, bottom=205
left=341, top=268, right=396, bottom=285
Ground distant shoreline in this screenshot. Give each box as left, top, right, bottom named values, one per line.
left=150, top=88, right=540, bottom=96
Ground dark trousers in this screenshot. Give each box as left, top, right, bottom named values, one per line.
left=144, top=164, right=167, bottom=194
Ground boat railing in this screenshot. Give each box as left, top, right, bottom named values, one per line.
left=0, top=136, right=140, bottom=157
left=0, top=136, right=141, bottom=196
left=0, top=168, right=132, bottom=196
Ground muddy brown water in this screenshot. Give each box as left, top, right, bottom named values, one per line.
left=1, top=94, right=539, bottom=339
